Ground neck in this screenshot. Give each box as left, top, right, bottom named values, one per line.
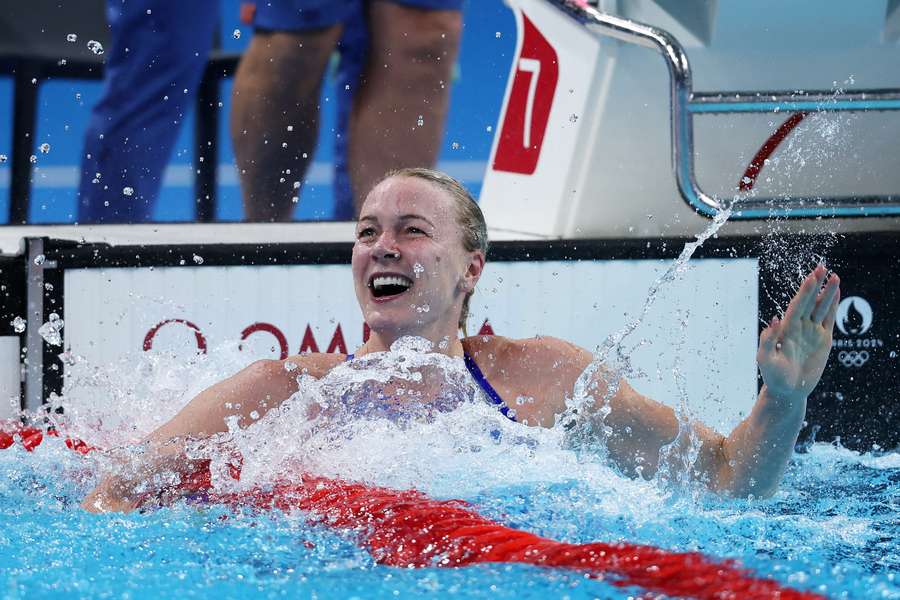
left=356, top=327, right=465, bottom=358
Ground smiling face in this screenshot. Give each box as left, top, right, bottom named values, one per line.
left=352, top=175, right=485, bottom=352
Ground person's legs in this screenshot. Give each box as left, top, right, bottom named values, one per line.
left=232, top=1, right=361, bottom=222
left=230, top=28, right=342, bottom=222
left=347, top=0, right=462, bottom=214
left=78, top=0, right=219, bottom=223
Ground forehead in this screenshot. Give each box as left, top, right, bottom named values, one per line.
left=360, top=176, right=455, bottom=222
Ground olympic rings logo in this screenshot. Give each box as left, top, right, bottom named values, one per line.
left=837, top=350, right=869, bottom=368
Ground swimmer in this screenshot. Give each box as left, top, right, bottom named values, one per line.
left=82, top=168, right=841, bottom=512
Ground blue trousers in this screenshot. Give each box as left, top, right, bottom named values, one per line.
left=78, top=0, right=220, bottom=223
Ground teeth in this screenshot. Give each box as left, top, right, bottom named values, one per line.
left=372, top=275, right=412, bottom=289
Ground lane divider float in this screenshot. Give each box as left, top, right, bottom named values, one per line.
left=2, top=425, right=825, bottom=600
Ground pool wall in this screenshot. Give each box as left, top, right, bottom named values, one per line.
left=0, top=230, right=896, bottom=449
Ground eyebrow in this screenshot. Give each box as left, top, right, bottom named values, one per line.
left=357, top=214, right=435, bottom=228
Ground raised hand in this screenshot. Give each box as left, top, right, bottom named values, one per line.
left=757, top=264, right=841, bottom=403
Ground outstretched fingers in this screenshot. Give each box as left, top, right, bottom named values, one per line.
left=822, top=284, right=841, bottom=331
left=812, top=273, right=841, bottom=324
left=783, top=266, right=825, bottom=327
left=760, top=316, right=781, bottom=354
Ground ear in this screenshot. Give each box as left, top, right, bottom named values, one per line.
left=461, top=250, right=486, bottom=293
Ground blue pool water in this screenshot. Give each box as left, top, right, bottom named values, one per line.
left=1, top=420, right=897, bottom=599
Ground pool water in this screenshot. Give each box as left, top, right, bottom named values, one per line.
left=1, top=345, right=897, bottom=600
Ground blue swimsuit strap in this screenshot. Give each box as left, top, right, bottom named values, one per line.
left=463, top=351, right=516, bottom=422
left=344, top=352, right=516, bottom=423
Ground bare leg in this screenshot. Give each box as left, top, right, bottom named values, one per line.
left=231, top=28, right=342, bottom=222
left=348, top=2, right=462, bottom=213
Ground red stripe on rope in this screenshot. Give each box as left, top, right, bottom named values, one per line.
left=739, top=111, right=809, bottom=192
left=3, top=430, right=826, bottom=600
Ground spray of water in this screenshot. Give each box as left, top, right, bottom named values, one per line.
left=561, top=203, right=734, bottom=492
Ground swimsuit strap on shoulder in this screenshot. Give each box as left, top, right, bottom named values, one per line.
left=463, top=352, right=516, bottom=423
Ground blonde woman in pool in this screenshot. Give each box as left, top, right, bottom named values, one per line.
left=83, top=168, right=841, bottom=512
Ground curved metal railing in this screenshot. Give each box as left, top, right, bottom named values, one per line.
left=548, top=0, right=900, bottom=219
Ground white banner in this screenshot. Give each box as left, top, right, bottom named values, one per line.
left=63, top=258, right=758, bottom=433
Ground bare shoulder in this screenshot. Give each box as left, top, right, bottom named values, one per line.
left=464, top=334, right=590, bottom=372
left=462, top=334, right=594, bottom=426
left=235, top=352, right=346, bottom=395
left=282, top=352, right=347, bottom=379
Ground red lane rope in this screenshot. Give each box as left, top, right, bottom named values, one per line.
left=3, top=428, right=825, bottom=600
left=739, top=111, right=810, bottom=192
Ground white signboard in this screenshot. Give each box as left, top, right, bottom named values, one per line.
left=63, top=258, right=758, bottom=432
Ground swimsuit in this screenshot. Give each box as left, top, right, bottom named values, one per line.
left=345, top=352, right=517, bottom=423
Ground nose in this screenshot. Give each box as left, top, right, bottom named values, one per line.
left=371, top=232, right=401, bottom=261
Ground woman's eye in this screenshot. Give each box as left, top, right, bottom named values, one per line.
left=357, top=228, right=375, bottom=239
left=406, top=227, right=425, bottom=235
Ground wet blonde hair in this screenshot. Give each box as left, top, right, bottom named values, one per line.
left=376, top=167, right=489, bottom=335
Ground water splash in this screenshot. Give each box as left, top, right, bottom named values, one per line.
left=38, top=313, right=64, bottom=347
left=562, top=204, right=734, bottom=480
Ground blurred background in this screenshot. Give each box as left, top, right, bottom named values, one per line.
left=0, top=0, right=516, bottom=223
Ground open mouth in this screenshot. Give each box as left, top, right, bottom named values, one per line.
left=368, top=274, right=414, bottom=299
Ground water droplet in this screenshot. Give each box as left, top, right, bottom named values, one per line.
left=569, top=114, right=578, bottom=123
left=31, top=78, right=37, bottom=84
left=486, top=125, right=493, bottom=133
left=293, top=181, right=300, bottom=190
left=344, top=84, right=350, bottom=91
left=29, top=155, right=37, bottom=164
left=66, top=33, right=77, bottom=43
left=75, top=92, right=82, bottom=102
left=890, top=351, right=897, bottom=359
left=301, top=152, right=308, bottom=159
left=44, top=282, right=53, bottom=291
left=291, top=196, right=299, bottom=204
left=451, top=142, right=460, bottom=150
left=232, top=28, right=241, bottom=39
left=416, top=115, right=424, bottom=127
left=413, top=262, right=424, bottom=278
left=281, top=142, right=288, bottom=149
left=87, top=40, right=104, bottom=55
left=38, top=313, right=64, bottom=346
left=38, top=143, right=50, bottom=154
left=33, top=254, right=45, bottom=266
left=11, top=317, right=26, bottom=333
left=122, top=186, right=134, bottom=196
left=192, top=254, right=204, bottom=265
left=0, top=155, right=6, bottom=163
left=495, top=31, right=501, bottom=38
left=286, top=125, right=294, bottom=132
left=250, top=410, right=260, bottom=420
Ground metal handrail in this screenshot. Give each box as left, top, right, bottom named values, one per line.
left=547, top=0, right=900, bottom=219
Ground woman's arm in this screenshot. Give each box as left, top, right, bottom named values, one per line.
left=81, top=357, right=309, bottom=513
left=521, top=265, right=839, bottom=498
